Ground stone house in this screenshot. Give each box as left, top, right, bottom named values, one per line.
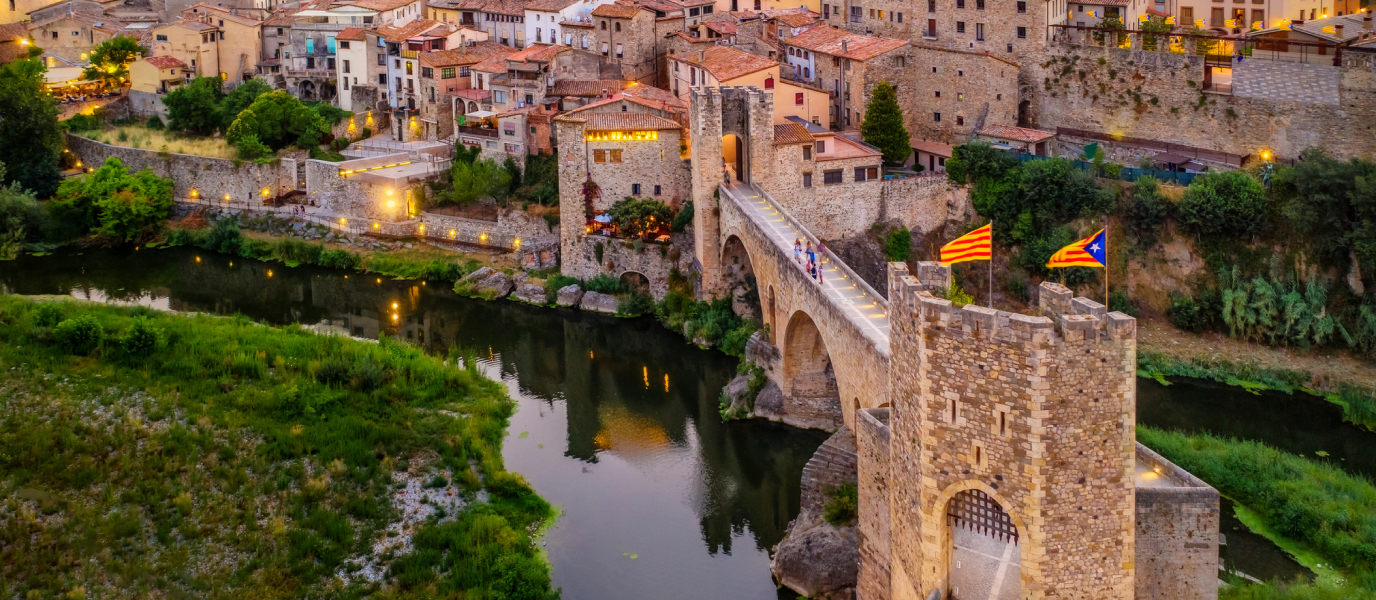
left=2, top=0, right=67, bottom=24
left=333, top=26, right=370, bottom=109
left=780, top=26, right=907, bottom=130
left=904, top=45, right=1019, bottom=144
left=418, top=39, right=513, bottom=136
left=554, top=110, right=691, bottom=282
left=259, top=8, right=293, bottom=71
left=429, top=0, right=528, bottom=48
left=0, top=22, right=30, bottom=64
left=129, top=54, right=189, bottom=93
left=180, top=3, right=264, bottom=85
left=27, top=10, right=125, bottom=63
left=493, top=102, right=558, bottom=160
left=150, top=20, right=221, bottom=80
left=821, top=0, right=1064, bottom=56
left=587, top=2, right=658, bottom=83
left=669, top=44, right=832, bottom=128
left=909, top=138, right=950, bottom=172
left=524, top=0, right=615, bottom=46
left=765, top=9, right=821, bottom=41
left=549, top=77, right=625, bottom=108
left=470, top=42, right=567, bottom=113
left=763, top=119, right=886, bottom=238
left=975, top=123, right=1055, bottom=155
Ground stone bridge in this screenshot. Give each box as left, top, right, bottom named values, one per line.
left=706, top=180, right=895, bottom=430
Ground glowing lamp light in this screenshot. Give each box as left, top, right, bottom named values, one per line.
left=340, top=218, right=347, bottom=224
left=262, top=188, right=270, bottom=196
left=392, top=313, right=398, bottom=320
left=376, top=278, right=382, bottom=284
left=224, top=194, right=231, bottom=201
left=418, top=224, right=425, bottom=232
left=387, top=189, right=394, bottom=196
left=373, top=222, right=380, bottom=229
left=1261, top=150, right=1272, bottom=161
left=513, top=237, right=520, bottom=247
left=585, top=225, right=592, bottom=233
left=267, top=269, right=274, bottom=277
left=75, top=161, right=82, bottom=167
left=449, top=229, right=456, bottom=237
left=392, top=302, right=398, bottom=309
left=480, top=233, right=488, bottom=242
left=195, top=256, right=201, bottom=262
left=20, top=39, right=27, bottom=46
left=190, top=189, right=198, bottom=198
left=386, top=200, right=395, bottom=208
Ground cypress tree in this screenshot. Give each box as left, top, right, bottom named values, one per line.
left=860, top=81, right=912, bottom=166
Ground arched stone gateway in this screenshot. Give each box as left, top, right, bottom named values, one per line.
left=774, top=310, right=842, bottom=430
left=722, top=234, right=758, bottom=320
left=944, top=488, right=1022, bottom=600
left=298, top=80, right=317, bottom=101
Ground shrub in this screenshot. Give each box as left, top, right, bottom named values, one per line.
left=34, top=303, right=64, bottom=327
left=146, top=114, right=163, bottom=130
left=671, top=200, right=694, bottom=233
left=883, top=227, right=912, bottom=262
left=315, top=358, right=350, bottom=387
left=608, top=196, right=673, bottom=240
left=1168, top=289, right=1220, bottom=333
left=330, top=137, right=350, bottom=151
left=1126, top=175, right=1170, bottom=245
left=318, top=249, right=361, bottom=270
left=65, top=113, right=102, bottom=133
left=1178, top=171, right=1270, bottom=238
left=200, top=219, right=243, bottom=254
left=822, top=483, right=858, bottom=526
left=543, top=274, right=581, bottom=304
left=53, top=315, right=104, bottom=355
left=117, top=316, right=164, bottom=359
left=616, top=292, right=655, bottom=317
left=584, top=273, right=622, bottom=294
left=234, top=134, right=272, bottom=160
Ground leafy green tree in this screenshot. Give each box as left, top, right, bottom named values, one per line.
left=503, top=156, right=523, bottom=196
left=1275, top=148, right=1376, bottom=276
left=883, top=227, right=911, bottom=262
left=224, top=91, right=328, bottom=150
left=859, top=81, right=911, bottom=166
left=971, top=157, right=1111, bottom=245
left=1139, top=15, right=1173, bottom=51
left=443, top=158, right=510, bottom=205
left=609, top=196, right=673, bottom=240
left=164, top=76, right=224, bottom=136
left=1177, top=170, right=1270, bottom=238
left=82, top=36, right=146, bottom=86
left=0, top=163, right=46, bottom=258
left=233, top=133, right=272, bottom=160
left=454, top=143, right=481, bottom=164
left=945, top=141, right=1017, bottom=186
left=1126, top=175, right=1170, bottom=246
left=0, top=58, right=62, bottom=197
left=218, top=78, right=271, bottom=129
left=48, top=157, right=173, bottom=242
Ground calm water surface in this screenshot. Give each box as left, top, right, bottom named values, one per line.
left=4, top=247, right=1368, bottom=591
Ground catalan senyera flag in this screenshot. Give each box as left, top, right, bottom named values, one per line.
left=1046, top=228, right=1107, bottom=268
left=940, top=224, right=992, bottom=265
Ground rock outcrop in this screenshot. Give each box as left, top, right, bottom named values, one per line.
left=771, top=427, right=859, bottom=600
left=513, top=283, right=546, bottom=305
left=555, top=284, right=584, bottom=307
left=579, top=290, right=619, bottom=314
left=458, top=267, right=513, bottom=299
left=721, top=374, right=753, bottom=418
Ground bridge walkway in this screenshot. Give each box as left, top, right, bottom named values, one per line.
left=720, top=181, right=892, bottom=352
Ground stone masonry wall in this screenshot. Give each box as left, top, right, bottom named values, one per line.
left=561, top=233, right=695, bottom=299
left=1023, top=44, right=1376, bottom=160
left=878, top=174, right=971, bottom=234
left=884, top=263, right=1137, bottom=600
left=763, top=139, right=886, bottom=241
left=65, top=133, right=290, bottom=201
left=856, top=408, right=893, bottom=600
left=1134, top=443, right=1220, bottom=600
left=906, top=46, right=1021, bottom=144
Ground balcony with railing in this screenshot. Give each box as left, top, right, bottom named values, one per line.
left=287, top=68, right=336, bottom=78
left=459, top=125, right=498, bottom=138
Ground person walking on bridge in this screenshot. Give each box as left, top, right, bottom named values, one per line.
left=794, top=239, right=802, bottom=263
left=805, top=241, right=815, bottom=267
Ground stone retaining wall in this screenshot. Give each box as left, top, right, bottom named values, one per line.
left=66, top=133, right=291, bottom=201
left=1134, top=443, right=1220, bottom=600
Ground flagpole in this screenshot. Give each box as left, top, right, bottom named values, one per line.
left=988, top=220, right=994, bottom=309
left=1104, top=217, right=1109, bottom=307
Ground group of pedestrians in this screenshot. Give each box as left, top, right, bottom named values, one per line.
left=792, top=238, right=825, bottom=285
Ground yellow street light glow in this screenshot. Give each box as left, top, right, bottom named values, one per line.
left=195, top=256, right=201, bottom=262
left=584, top=130, right=658, bottom=141
left=449, top=229, right=456, bottom=237
left=224, top=194, right=231, bottom=201
left=190, top=189, right=198, bottom=197
left=387, top=200, right=395, bottom=208
left=75, top=161, right=82, bottom=167
left=392, top=302, right=398, bottom=309
left=376, top=278, right=382, bottom=284
left=513, top=237, right=520, bottom=246
left=262, top=188, right=270, bottom=196
left=392, top=313, right=398, bottom=320
left=267, top=269, right=274, bottom=277
left=480, top=233, right=488, bottom=242
left=387, top=189, right=394, bottom=195
left=373, top=222, right=380, bottom=229
left=340, top=218, right=347, bottom=224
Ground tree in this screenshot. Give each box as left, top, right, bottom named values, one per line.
left=609, top=197, right=673, bottom=240
left=443, top=158, right=510, bottom=205
left=859, top=81, right=911, bottom=166
left=0, top=58, right=62, bottom=198
left=1275, top=148, right=1376, bottom=276
left=224, top=91, right=328, bottom=150
left=1139, top=15, right=1173, bottom=51
left=1126, top=175, right=1170, bottom=246
left=0, top=162, right=47, bottom=258
left=1177, top=170, right=1270, bottom=238
left=164, top=76, right=224, bottom=136
left=218, top=78, right=272, bottom=129
left=503, top=156, right=523, bottom=196
left=82, top=36, right=146, bottom=86
left=945, top=141, right=1017, bottom=186
left=48, top=157, right=173, bottom=242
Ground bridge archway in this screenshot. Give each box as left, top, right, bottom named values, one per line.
left=619, top=270, right=650, bottom=295
left=722, top=234, right=760, bottom=320
left=782, top=310, right=838, bottom=403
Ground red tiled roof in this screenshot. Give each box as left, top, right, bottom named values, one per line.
left=910, top=139, right=952, bottom=157
left=703, top=20, right=736, bottom=34
left=526, top=0, right=579, bottom=11
left=144, top=55, right=186, bottom=68
left=347, top=0, right=420, bottom=11
left=551, top=79, right=626, bottom=96
left=978, top=124, right=1055, bottom=143
left=561, top=88, right=686, bottom=116
left=264, top=9, right=298, bottom=26
left=675, top=45, right=776, bottom=82
left=336, top=26, right=367, bottom=40
left=592, top=3, right=647, bottom=18
left=376, top=19, right=443, bottom=42
left=507, top=42, right=566, bottom=63
left=418, top=40, right=515, bottom=67
left=773, top=11, right=818, bottom=27
left=773, top=122, right=812, bottom=145
left=182, top=3, right=262, bottom=25
left=470, top=52, right=509, bottom=72
left=785, top=27, right=908, bottom=60
left=569, top=112, right=683, bottom=131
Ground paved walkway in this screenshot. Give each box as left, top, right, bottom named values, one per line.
left=721, top=182, right=891, bottom=349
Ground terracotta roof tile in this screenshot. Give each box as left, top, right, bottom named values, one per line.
left=346, top=0, right=421, bottom=11
left=525, top=0, right=579, bottom=11
left=773, top=122, right=813, bottom=145
left=978, top=124, right=1055, bottom=143
left=551, top=79, right=626, bottom=96
left=909, top=139, right=952, bottom=157
left=506, top=42, right=566, bottom=62
left=156, top=18, right=216, bottom=32
left=773, top=11, right=817, bottom=27
left=592, top=3, right=646, bottom=18
left=336, top=26, right=367, bottom=40
left=675, top=45, right=776, bottom=82
left=264, top=9, right=298, bottom=26
left=376, top=19, right=444, bottom=42
left=785, top=27, right=908, bottom=60
left=182, top=3, right=262, bottom=25
left=418, top=40, right=514, bottom=66
left=471, top=52, right=509, bottom=72
left=144, top=55, right=186, bottom=68
left=573, top=112, right=683, bottom=131
left=703, top=20, right=736, bottom=34
left=561, top=88, right=686, bottom=116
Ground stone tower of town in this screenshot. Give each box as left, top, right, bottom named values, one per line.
left=865, top=262, right=1138, bottom=600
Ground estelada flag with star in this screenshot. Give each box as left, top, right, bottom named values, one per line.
left=940, top=223, right=992, bottom=265
left=1046, top=228, right=1107, bottom=268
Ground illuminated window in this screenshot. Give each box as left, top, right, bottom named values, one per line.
left=594, top=149, right=606, bottom=162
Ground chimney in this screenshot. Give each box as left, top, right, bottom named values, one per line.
left=841, top=39, right=848, bottom=54
left=699, top=49, right=705, bottom=60
left=1336, top=23, right=1344, bottom=37
left=1365, top=13, right=1372, bottom=30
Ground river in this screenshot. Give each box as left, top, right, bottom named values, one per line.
left=4, top=246, right=1360, bottom=593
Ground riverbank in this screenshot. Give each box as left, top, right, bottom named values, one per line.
left=0, top=295, right=558, bottom=599
left=1141, top=427, right=1376, bottom=599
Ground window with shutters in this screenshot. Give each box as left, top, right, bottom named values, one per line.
left=803, top=145, right=812, bottom=159
left=594, top=150, right=606, bottom=163
left=610, top=150, right=623, bottom=162
left=823, top=170, right=842, bottom=184
left=421, top=66, right=433, bottom=77
left=803, top=172, right=812, bottom=187
left=795, top=92, right=803, bottom=105
left=442, top=67, right=455, bottom=78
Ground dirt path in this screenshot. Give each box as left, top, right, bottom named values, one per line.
left=1137, top=314, right=1376, bottom=391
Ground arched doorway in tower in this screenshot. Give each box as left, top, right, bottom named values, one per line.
left=946, top=489, right=1021, bottom=600
left=779, top=310, right=842, bottom=429
left=721, top=234, right=759, bottom=320
left=721, top=134, right=744, bottom=184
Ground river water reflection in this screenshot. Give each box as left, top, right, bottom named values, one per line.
left=4, top=247, right=1367, bottom=593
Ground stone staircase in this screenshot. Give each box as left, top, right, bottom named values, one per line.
left=800, top=426, right=859, bottom=515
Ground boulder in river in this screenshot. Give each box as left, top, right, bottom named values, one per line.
left=513, top=283, right=546, bottom=305
left=579, top=291, right=619, bottom=314
left=770, top=519, right=858, bottom=600
left=456, top=267, right=513, bottom=299
left=556, top=284, right=584, bottom=307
